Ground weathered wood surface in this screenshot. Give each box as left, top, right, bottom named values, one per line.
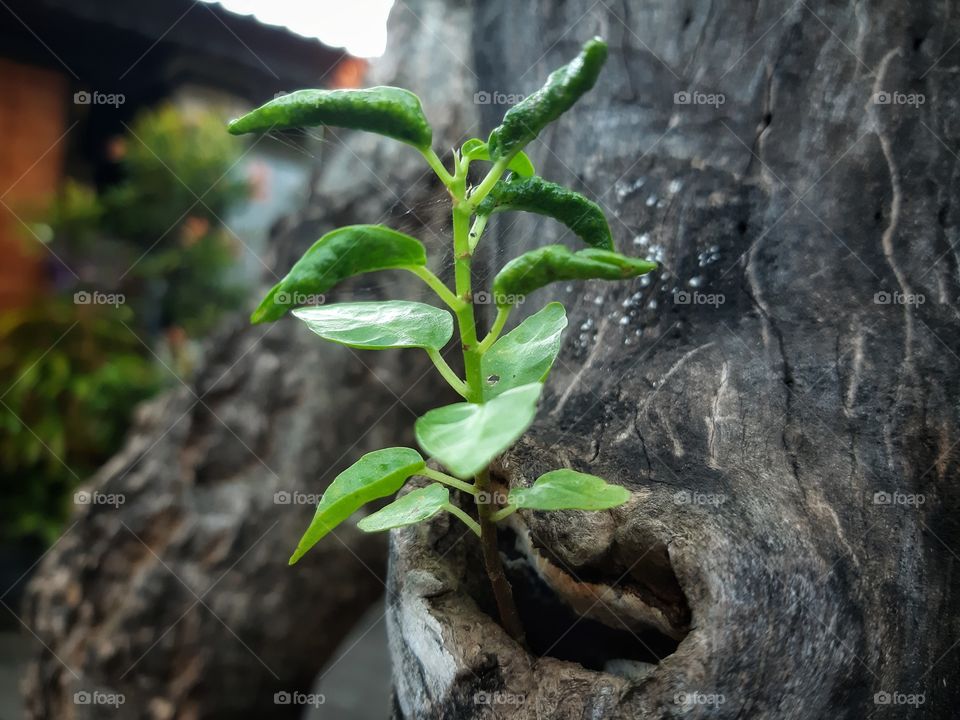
left=387, top=1, right=960, bottom=719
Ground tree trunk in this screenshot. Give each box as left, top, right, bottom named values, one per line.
left=387, top=1, right=960, bottom=719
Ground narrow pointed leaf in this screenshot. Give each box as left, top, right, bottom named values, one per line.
left=415, top=383, right=543, bottom=478
left=357, top=484, right=449, bottom=532
left=293, top=301, right=452, bottom=350
left=289, top=448, right=425, bottom=564
left=228, top=87, right=433, bottom=150
left=476, top=176, right=614, bottom=250
left=488, top=37, right=608, bottom=161
left=461, top=139, right=535, bottom=177
left=492, top=245, right=656, bottom=307
left=252, top=225, right=426, bottom=324
left=482, top=302, right=567, bottom=400
left=509, top=469, right=630, bottom=511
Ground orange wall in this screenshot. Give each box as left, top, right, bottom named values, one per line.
left=0, top=58, right=68, bottom=309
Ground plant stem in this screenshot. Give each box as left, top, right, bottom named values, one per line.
left=421, top=147, right=454, bottom=185
left=406, top=265, right=464, bottom=311
left=489, top=504, right=517, bottom=523
left=425, top=349, right=468, bottom=398
left=475, top=468, right=526, bottom=645
left=421, top=466, right=476, bottom=495
left=443, top=503, right=481, bottom=537
left=477, top=306, right=511, bottom=353
left=468, top=157, right=510, bottom=208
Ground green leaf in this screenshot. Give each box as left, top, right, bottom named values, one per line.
left=488, top=37, right=608, bottom=161
left=492, top=245, right=656, bottom=307
left=482, top=302, right=567, bottom=400
left=252, top=225, right=426, bottom=324
left=475, top=176, right=613, bottom=250
left=289, top=448, right=425, bottom=564
left=293, top=301, right=452, bottom=351
left=228, top=86, right=433, bottom=150
left=357, top=484, right=449, bottom=532
left=460, top=138, right=535, bottom=177
left=415, top=383, right=543, bottom=478
left=509, top=469, right=630, bottom=511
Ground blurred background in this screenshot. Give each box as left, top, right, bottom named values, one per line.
left=0, top=1, right=398, bottom=717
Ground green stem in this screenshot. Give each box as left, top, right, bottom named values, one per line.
left=444, top=503, right=481, bottom=537
left=421, top=466, right=476, bottom=495
left=489, top=504, right=517, bottom=523
left=477, top=305, right=511, bottom=354
left=421, top=147, right=454, bottom=185
left=468, top=213, right=489, bottom=252
left=468, top=157, right=510, bottom=208
left=405, top=265, right=464, bottom=311
left=425, top=349, right=468, bottom=398
left=452, top=206, right=483, bottom=402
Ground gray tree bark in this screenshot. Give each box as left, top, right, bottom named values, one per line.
left=387, top=1, right=960, bottom=719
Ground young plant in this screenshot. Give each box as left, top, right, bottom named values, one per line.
left=228, top=37, right=656, bottom=643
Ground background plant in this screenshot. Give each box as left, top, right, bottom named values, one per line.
left=228, top=37, right=656, bottom=642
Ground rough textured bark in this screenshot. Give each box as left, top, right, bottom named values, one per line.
left=387, top=1, right=960, bottom=719
left=19, top=1, right=470, bottom=717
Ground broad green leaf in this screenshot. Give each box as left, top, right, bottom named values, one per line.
left=475, top=176, right=613, bottom=250
left=482, top=302, right=567, bottom=400
left=228, top=86, right=433, bottom=150
left=492, top=245, right=656, bottom=307
left=509, top=469, right=630, bottom=511
left=293, top=301, right=452, bottom=350
left=252, top=225, right=426, bottom=324
left=289, top=448, right=425, bottom=564
left=357, top=484, right=449, bottom=532
left=460, top=139, right=535, bottom=177
left=488, top=38, right=608, bottom=161
left=415, top=383, right=543, bottom=478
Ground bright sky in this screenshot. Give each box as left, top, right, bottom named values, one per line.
left=204, top=0, right=396, bottom=57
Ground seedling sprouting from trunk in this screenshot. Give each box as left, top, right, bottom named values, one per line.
left=228, top=37, right=656, bottom=643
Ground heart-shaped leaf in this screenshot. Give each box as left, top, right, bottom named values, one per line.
left=488, top=37, right=608, bottom=161
left=509, top=469, right=630, bottom=511
left=475, top=176, right=613, bottom=250
left=460, top=139, right=535, bottom=177
left=252, top=225, right=426, bottom=324
left=289, top=448, right=425, bottom=564
left=492, top=245, right=656, bottom=307
left=357, top=483, right=449, bottom=532
left=228, top=86, right=433, bottom=150
left=482, top=302, right=567, bottom=400
left=415, top=383, right=543, bottom=478
left=293, top=301, right=453, bottom=350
